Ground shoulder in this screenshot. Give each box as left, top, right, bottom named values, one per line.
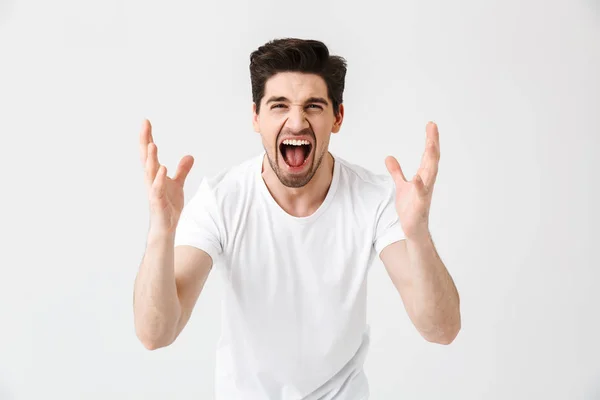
left=189, top=153, right=261, bottom=206
left=334, top=154, right=396, bottom=199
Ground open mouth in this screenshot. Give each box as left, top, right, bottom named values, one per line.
left=279, top=139, right=313, bottom=169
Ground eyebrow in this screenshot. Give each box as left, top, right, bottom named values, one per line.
left=265, top=96, right=329, bottom=106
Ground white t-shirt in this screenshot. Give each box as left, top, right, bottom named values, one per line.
left=174, top=151, right=405, bottom=399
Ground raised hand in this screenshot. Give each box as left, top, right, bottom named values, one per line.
left=385, top=121, right=440, bottom=240
left=139, top=119, right=194, bottom=235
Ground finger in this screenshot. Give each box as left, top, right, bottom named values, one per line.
left=173, top=155, right=195, bottom=186
left=145, top=143, right=160, bottom=188
left=152, top=165, right=168, bottom=200
left=139, top=119, right=154, bottom=166
left=428, top=122, right=440, bottom=163
left=385, top=155, right=407, bottom=186
left=418, top=143, right=439, bottom=187
left=418, top=122, right=440, bottom=187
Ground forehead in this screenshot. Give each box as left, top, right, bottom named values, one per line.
left=263, top=72, right=328, bottom=102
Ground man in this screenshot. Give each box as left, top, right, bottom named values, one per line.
left=133, top=38, right=461, bottom=399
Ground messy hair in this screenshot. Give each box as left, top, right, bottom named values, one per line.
left=249, top=38, right=347, bottom=116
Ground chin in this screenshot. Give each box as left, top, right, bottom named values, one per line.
left=276, top=158, right=315, bottom=188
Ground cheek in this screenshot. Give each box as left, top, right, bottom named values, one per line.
left=263, top=117, right=286, bottom=139
left=309, top=119, right=333, bottom=146
left=257, top=114, right=280, bottom=135
left=260, top=126, right=281, bottom=150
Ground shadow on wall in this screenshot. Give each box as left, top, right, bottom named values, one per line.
left=0, top=0, right=15, bottom=27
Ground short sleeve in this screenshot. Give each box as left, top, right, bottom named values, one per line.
left=373, top=178, right=405, bottom=255
left=174, top=178, right=223, bottom=262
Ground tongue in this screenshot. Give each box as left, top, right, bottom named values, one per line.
left=285, top=146, right=305, bottom=167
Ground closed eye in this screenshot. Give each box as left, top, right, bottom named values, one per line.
left=270, top=103, right=323, bottom=110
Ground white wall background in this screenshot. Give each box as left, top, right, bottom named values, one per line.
left=1, top=0, right=599, bottom=399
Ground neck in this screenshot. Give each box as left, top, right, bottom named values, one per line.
left=261, top=152, right=335, bottom=218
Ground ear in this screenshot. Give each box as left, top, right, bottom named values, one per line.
left=252, top=103, right=260, bottom=133
left=332, top=103, right=344, bottom=134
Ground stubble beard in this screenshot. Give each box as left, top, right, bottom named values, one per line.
left=265, top=145, right=328, bottom=189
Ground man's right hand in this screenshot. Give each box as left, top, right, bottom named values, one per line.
left=139, top=119, right=194, bottom=235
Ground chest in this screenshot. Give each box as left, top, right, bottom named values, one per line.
left=221, top=208, right=375, bottom=297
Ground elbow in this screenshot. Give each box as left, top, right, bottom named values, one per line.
left=439, top=320, right=462, bottom=345
left=423, top=325, right=460, bottom=345
left=421, top=314, right=461, bottom=345
left=139, top=336, right=165, bottom=350
left=135, top=322, right=176, bottom=351
left=431, top=328, right=460, bottom=345
left=133, top=307, right=181, bottom=351
left=137, top=331, right=173, bottom=351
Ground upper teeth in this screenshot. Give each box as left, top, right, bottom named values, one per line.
left=282, top=139, right=310, bottom=146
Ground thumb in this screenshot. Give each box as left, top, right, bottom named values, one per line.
left=173, top=155, right=195, bottom=186
left=385, top=156, right=407, bottom=186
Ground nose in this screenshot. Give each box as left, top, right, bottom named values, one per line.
left=284, top=105, right=309, bottom=133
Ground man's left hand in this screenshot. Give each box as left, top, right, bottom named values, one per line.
left=385, top=121, right=440, bottom=240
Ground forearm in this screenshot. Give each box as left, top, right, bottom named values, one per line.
left=133, top=230, right=182, bottom=348
left=405, top=232, right=460, bottom=343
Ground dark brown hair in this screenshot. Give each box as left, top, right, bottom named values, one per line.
left=249, top=38, right=347, bottom=116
